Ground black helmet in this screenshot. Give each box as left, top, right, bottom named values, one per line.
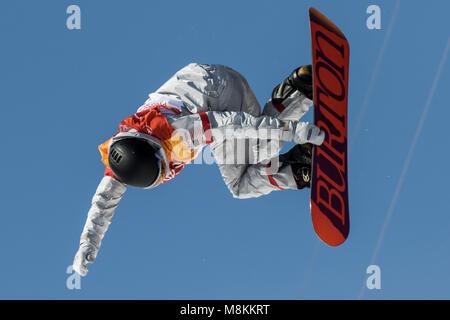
left=108, top=138, right=160, bottom=188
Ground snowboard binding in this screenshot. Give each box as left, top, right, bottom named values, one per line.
left=279, top=143, right=313, bottom=189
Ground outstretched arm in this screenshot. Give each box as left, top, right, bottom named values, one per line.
left=73, top=176, right=127, bottom=276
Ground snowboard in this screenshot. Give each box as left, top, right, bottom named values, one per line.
left=309, top=7, right=350, bottom=246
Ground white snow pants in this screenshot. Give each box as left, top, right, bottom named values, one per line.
left=157, top=63, right=299, bottom=199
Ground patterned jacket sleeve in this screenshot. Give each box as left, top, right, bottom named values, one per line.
left=166, top=111, right=301, bottom=147
left=78, top=176, right=127, bottom=258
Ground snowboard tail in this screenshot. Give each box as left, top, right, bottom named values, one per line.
left=309, top=7, right=350, bottom=246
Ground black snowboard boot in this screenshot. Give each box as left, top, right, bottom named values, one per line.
left=271, top=65, right=313, bottom=102
left=279, top=143, right=313, bottom=189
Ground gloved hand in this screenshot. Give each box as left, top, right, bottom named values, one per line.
left=293, top=122, right=325, bottom=145
left=73, top=244, right=96, bottom=277
left=272, top=65, right=313, bottom=102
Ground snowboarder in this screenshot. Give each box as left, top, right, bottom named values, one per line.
left=73, top=63, right=324, bottom=276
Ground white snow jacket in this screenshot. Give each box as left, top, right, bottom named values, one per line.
left=73, top=63, right=321, bottom=276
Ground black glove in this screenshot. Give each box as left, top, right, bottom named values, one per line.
left=272, top=65, right=313, bottom=102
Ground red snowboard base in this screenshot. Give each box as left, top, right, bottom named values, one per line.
left=309, top=7, right=350, bottom=246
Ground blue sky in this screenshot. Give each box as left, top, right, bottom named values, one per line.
left=0, top=0, right=449, bottom=299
